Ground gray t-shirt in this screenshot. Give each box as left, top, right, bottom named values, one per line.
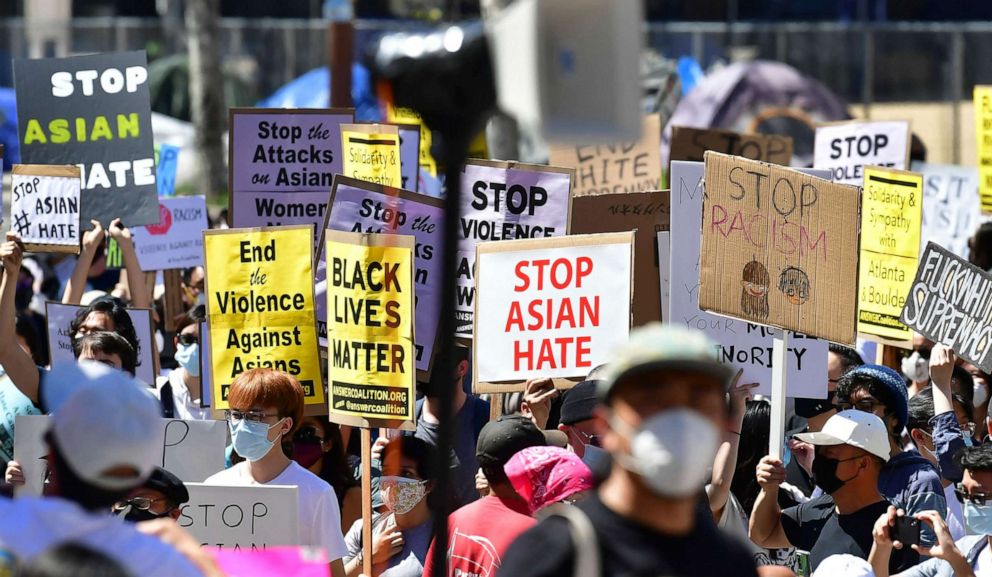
left=414, top=395, right=489, bottom=508
left=344, top=513, right=433, bottom=577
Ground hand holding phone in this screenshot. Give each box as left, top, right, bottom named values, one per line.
left=891, top=516, right=921, bottom=548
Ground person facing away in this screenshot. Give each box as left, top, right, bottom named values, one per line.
left=498, top=323, right=757, bottom=577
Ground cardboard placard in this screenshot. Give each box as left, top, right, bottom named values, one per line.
left=669, top=126, right=794, bottom=166
left=912, top=161, right=990, bottom=259
left=14, top=51, right=159, bottom=227
left=569, top=190, right=670, bottom=325
left=902, top=243, right=992, bottom=372
left=340, top=123, right=402, bottom=188
left=474, top=232, right=633, bottom=392
left=813, top=120, right=910, bottom=186
left=548, top=114, right=662, bottom=197
left=457, top=160, right=574, bottom=337
left=228, top=108, right=354, bottom=242
left=397, top=124, right=420, bottom=192
left=204, top=226, right=324, bottom=409
left=132, top=195, right=208, bottom=271
left=699, top=152, right=861, bottom=346
left=315, top=176, right=444, bottom=378
left=325, top=230, right=416, bottom=429
left=669, top=161, right=828, bottom=397
left=857, top=167, right=923, bottom=344
left=156, top=143, right=179, bottom=197
left=179, top=483, right=300, bottom=550
left=46, top=302, right=157, bottom=385
left=975, top=87, right=992, bottom=214
left=10, top=164, right=81, bottom=253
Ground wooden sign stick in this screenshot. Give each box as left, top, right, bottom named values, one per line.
left=769, top=333, right=788, bottom=460
left=361, top=427, right=373, bottom=577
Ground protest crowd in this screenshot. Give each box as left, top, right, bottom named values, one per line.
left=7, top=7, right=992, bottom=577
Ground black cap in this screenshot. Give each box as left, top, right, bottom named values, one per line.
left=559, top=380, right=600, bottom=425
left=144, top=466, right=189, bottom=508
left=476, top=415, right=546, bottom=467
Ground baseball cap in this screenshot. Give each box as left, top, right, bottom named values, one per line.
left=47, top=361, right=164, bottom=491
left=599, top=323, right=734, bottom=400
left=559, top=380, right=599, bottom=425
left=476, top=415, right=547, bottom=467
left=793, top=410, right=891, bottom=462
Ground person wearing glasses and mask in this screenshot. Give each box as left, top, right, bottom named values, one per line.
left=113, top=466, right=189, bottom=522
left=154, top=305, right=207, bottom=420
left=834, top=364, right=946, bottom=548
left=204, top=368, right=348, bottom=577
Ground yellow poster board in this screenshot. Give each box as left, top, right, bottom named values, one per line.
left=326, top=230, right=416, bottom=429
left=857, top=166, right=923, bottom=343
left=385, top=104, right=437, bottom=176
left=341, top=124, right=402, bottom=188
left=204, top=225, right=324, bottom=409
left=975, top=86, right=992, bottom=214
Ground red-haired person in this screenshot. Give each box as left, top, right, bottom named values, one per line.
left=205, top=368, right=347, bottom=577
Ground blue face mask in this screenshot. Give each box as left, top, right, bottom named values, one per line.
left=964, top=501, right=992, bottom=535
left=230, top=417, right=284, bottom=461
left=175, top=342, right=200, bottom=376
left=781, top=443, right=792, bottom=468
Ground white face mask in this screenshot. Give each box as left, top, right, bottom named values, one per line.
left=610, top=408, right=719, bottom=498
left=975, top=382, right=989, bottom=408
left=901, top=351, right=929, bottom=383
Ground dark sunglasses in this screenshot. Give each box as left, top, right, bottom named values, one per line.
left=178, top=333, right=199, bottom=346
left=955, top=485, right=992, bottom=506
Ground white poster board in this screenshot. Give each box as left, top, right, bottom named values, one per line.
left=132, top=196, right=209, bottom=271
left=668, top=161, right=828, bottom=398
left=45, top=302, right=156, bottom=385
left=813, top=120, right=909, bottom=185
left=179, top=483, right=300, bottom=550
left=911, top=161, right=991, bottom=259
left=11, top=165, right=81, bottom=252
left=12, top=415, right=49, bottom=497
left=162, top=419, right=227, bottom=482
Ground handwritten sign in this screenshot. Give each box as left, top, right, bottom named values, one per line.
left=975, top=86, right=992, bottom=214
left=340, top=124, right=402, bottom=188
left=549, top=114, right=661, bottom=197
left=45, top=302, right=156, bottom=385
left=180, top=483, right=300, bottom=550
left=857, top=167, right=923, bottom=343
left=813, top=120, right=909, bottom=186
left=902, top=243, right=992, bottom=372
left=14, top=51, right=159, bottom=227
left=912, top=162, right=990, bottom=259
left=11, top=164, right=81, bottom=253
left=457, top=160, right=574, bottom=336
left=474, top=232, right=633, bottom=392
left=670, top=126, right=793, bottom=166
left=162, top=419, right=227, bottom=482
left=326, top=231, right=416, bottom=428
left=132, top=195, right=208, bottom=271
left=204, top=226, right=323, bottom=409
left=669, top=160, right=828, bottom=397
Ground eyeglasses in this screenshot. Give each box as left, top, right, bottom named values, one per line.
left=955, top=485, right=992, bottom=506
left=834, top=399, right=885, bottom=413
left=225, top=410, right=279, bottom=423
left=115, top=496, right=169, bottom=512
left=178, top=333, right=198, bottom=346
left=569, top=428, right=601, bottom=447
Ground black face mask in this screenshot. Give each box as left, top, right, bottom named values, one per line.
left=811, top=451, right=862, bottom=495
left=122, top=506, right=172, bottom=523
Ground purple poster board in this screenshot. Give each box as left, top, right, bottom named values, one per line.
left=398, top=125, right=420, bottom=192
left=315, top=176, right=444, bottom=377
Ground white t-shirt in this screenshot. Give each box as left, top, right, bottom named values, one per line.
left=154, top=370, right=210, bottom=420
left=974, top=542, right=992, bottom=576
left=0, top=497, right=203, bottom=577
left=205, top=460, right=348, bottom=561
left=944, top=483, right=966, bottom=542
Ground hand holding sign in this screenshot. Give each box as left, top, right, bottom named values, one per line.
left=1, top=232, right=24, bottom=274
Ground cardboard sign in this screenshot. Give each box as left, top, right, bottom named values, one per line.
left=669, top=161, right=828, bottom=398
left=0, top=370, right=41, bottom=464
left=397, top=125, right=420, bottom=192
left=14, top=51, right=159, bottom=227
left=857, top=167, right=923, bottom=343
left=340, top=124, right=402, bottom=188
left=813, top=120, right=910, bottom=186
left=315, top=177, right=444, bottom=377
left=474, top=232, right=633, bottom=391
left=214, top=547, right=329, bottom=577
left=132, top=196, right=208, bottom=271
left=975, top=86, right=992, bottom=214
left=228, top=108, right=354, bottom=240
left=699, top=152, right=861, bottom=345
left=45, top=302, right=156, bottom=385
left=12, top=415, right=49, bottom=497
left=10, top=164, right=81, bottom=253
left=912, top=161, right=990, bottom=259
left=162, top=418, right=227, bottom=482
left=457, top=160, right=574, bottom=336
left=669, top=126, right=794, bottom=166
left=569, top=190, right=670, bottom=325
left=549, top=114, right=661, bottom=197
left=326, top=231, right=416, bottom=429
left=179, top=483, right=300, bottom=550
left=204, top=226, right=324, bottom=409
left=902, top=243, right=992, bottom=372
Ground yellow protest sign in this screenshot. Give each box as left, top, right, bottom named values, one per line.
left=975, top=86, right=992, bottom=214
left=385, top=104, right=437, bottom=176
left=857, top=166, right=923, bottom=343
left=204, top=225, right=324, bottom=409
left=326, top=230, right=416, bottom=429
left=341, top=124, right=402, bottom=188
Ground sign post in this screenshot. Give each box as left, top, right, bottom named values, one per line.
left=769, top=333, right=788, bottom=461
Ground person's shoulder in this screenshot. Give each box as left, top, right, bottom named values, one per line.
left=278, top=462, right=337, bottom=500
left=498, top=514, right=574, bottom=577
left=786, top=493, right=834, bottom=520
left=204, top=463, right=241, bottom=484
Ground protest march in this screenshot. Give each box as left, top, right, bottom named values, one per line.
left=7, top=4, right=992, bottom=577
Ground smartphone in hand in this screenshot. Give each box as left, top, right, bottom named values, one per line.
left=891, top=516, right=921, bottom=547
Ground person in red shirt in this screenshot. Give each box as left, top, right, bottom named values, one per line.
left=422, top=415, right=546, bottom=577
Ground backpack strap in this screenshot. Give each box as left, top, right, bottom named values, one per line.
left=540, top=504, right=601, bottom=577
left=966, top=536, right=987, bottom=567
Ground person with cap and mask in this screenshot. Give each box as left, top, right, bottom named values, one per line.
left=557, top=379, right=602, bottom=460
left=0, top=362, right=217, bottom=577
left=751, top=410, right=918, bottom=573
left=422, top=414, right=546, bottom=577
left=113, top=466, right=190, bottom=522
left=498, top=323, right=757, bottom=577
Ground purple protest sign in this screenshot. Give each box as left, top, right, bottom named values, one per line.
left=457, top=160, right=575, bottom=337
left=398, top=124, right=420, bottom=192
left=229, top=108, right=354, bottom=234
left=315, top=176, right=444, bottom=377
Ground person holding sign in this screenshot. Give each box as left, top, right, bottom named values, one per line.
left=205, top=367, right=348, bottom=577
left=63, top=218, right=150, bottom=310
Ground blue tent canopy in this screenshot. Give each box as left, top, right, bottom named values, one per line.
left=257, top=63, right=380, bottom=122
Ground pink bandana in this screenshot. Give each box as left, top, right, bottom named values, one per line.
left=504, top=446, right=595, bottom=514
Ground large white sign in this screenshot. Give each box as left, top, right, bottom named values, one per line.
left=912, top=161, right=991, bottom=259
left=132, top=196, right=209, bottom=271
left=668, top=161, right=827, bottom=398
left=179, top=483, right=300, bottom=550
left=813, top=120, right=909, bottom=185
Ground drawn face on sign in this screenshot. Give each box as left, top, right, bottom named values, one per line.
left=778, top=266, right=811, bottom=305
left=740, top=259, right=770, bottom=320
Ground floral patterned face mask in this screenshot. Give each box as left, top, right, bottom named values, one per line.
left=380, top=476, right=428, bottom=515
